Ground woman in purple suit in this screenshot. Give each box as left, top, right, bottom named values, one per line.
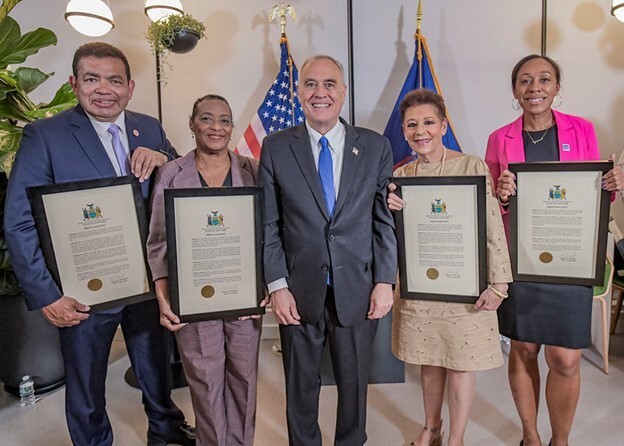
left=147, top=94, right=262, bottom=446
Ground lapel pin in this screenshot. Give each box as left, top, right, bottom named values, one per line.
left=562, top=143, right=570, bottom=152
left=352, top=147, right=359, bottom=156
left=133, top=129, right=139, bottom=137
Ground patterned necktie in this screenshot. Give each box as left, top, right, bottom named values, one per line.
left=317, top=136, right=335, bottom=217
left=107, top=124, right=130, bottom=175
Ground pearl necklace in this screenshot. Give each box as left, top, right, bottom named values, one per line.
left=525, top=127, right=550, bottom=145
left=412, top=146, right=447, bottom=176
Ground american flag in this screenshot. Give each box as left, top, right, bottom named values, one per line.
left=236, top=38, right=305, bottom=159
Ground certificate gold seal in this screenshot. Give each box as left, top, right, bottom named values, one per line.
left=201, top=286, right=215, bottom=298
left=426, top=268, right=439, bottom=280
left=539, top=252, right=553, bottom=264
left=87, top=278, right=103, bottom=291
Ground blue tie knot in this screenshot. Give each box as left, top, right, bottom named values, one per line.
left=320, top=135, right=329, bottom=150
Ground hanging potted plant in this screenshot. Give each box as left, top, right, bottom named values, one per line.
left=145, top=12, right=206, bottom=81
left=0, top=0, right=78, bottom=395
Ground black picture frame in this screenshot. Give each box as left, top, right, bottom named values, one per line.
left=165, top=187, right=265, bottom=322
left=393, top=175, right=487, bottom=304
left=509, top=161, right=612, bottom=286
left=28, top=176, right=153, bottom=312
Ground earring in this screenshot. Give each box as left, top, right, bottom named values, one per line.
left=553, top=94, right=563, bottom=108
left=190, top=131, right=195, bottom=139
left=512, top=98, right=520, bottom=111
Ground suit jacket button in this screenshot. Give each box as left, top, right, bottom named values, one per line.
left=329, top=234, right=335, bottom=241
left=321, top=264, right=328, bottom=272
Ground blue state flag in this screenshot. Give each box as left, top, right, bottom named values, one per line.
left=383, top=34, right=461, bottom=168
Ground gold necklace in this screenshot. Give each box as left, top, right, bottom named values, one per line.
left=412, top=146, right=446, bottom=176
left=525, top=127, right=550, bottom=145
left=196, top=155, right=230, bottom=186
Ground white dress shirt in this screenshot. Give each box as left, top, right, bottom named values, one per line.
left=86, top=111, right=131, bottom=177
left=267, top=120, right=347, bottom=294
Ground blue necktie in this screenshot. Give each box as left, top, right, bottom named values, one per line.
left=318, top=136, right=335, bottom=217
left=107, top=124, right=130, bottom=175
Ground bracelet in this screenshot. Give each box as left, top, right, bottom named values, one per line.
left=488, top=284, right=509, bottom=299
left=497, top=194, right=509, bottom=207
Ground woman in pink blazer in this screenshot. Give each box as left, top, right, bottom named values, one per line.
left=485, top=55, right=624, bottom=446
left=147, top=94, right=262, bottom=446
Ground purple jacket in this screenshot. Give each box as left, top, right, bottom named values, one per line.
left=147, top=150, right=258, bottom=280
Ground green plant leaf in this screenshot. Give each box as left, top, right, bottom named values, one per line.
left=0, top=95, right=29, bottom=121
left=0, top=0, right=21, bottom=24
left=0, top=25, right=57, bottom=68
left=0, top=13, right=20, bottom=45
left=0, top=120, right=21, bottom=176
left=0, top=79, right=17, bottom=101
left=46, top=82, right=76, bottom=108
left=14, top=67, right=51, bottom=94
left=0, top=69, right=17, bottom=88
left=23, top=82, right=76, bottom=121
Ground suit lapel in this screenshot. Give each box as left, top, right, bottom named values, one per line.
left=290, top=125, right=330, bottom=220
left=334, top=124, right=362, bottom=217
left=124, top=111, right=141, bottom=152
left=69, top=106, right=116, bottom=177
left=504, top=115, right=526, bottom=164
left=553, top=110, right=575, bottom=161
left=171, top=151, right=202, bottom=188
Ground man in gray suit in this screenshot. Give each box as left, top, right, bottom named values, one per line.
left=258, top=55, right=398, bottom=446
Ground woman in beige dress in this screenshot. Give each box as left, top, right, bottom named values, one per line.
left=388, top=88, right=513, bottom=446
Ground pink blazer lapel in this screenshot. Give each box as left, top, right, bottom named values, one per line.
left=553, top=110, right=576, bottom=161
left=504, top=115, right=526, bottom=164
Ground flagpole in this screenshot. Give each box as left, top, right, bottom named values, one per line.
left=347, top=0, right=355, bottom=125
left=541, top=0, right=548, bottom=55
left=269, top=3, right=298, bottom=119
left=416, top=0, right=423, bottom=89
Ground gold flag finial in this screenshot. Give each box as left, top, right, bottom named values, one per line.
left=269, top=3, right=297, bottom=36
left=415, top=0, right=423, bottom=38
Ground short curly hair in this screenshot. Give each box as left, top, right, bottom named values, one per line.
left=399, top=88, right=447, bottom=121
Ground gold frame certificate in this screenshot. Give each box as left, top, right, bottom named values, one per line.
left=393, top=176, right=487, bottom=304
left=165, top=187, right=265, bottom=322
left=28, top=177, right=153, bottom=311
left=509, top=161, right=612, bottom=286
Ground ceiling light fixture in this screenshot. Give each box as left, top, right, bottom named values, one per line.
left=144, top=0, right=184, bottom=23
left=64, top=0, right=114, bottom=37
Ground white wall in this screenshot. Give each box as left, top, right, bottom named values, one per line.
left=10, top=0, right=624, bottom=217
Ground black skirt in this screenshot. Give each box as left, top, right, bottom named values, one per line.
left=497, top=282, right=592, bottom=349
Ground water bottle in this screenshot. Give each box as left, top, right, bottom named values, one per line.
left=19, top=375, right=36, bottom=407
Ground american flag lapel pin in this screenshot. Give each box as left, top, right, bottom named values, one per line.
left=352, top=147, right=359, bottom=156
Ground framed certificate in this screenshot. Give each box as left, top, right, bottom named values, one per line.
left=509, top=161, right=612, bottom=286
left=393, top=176, right=487, bottom=303
left=165, top=187, right=265, bottom=322
left=28, top=176, right=153, bottom=312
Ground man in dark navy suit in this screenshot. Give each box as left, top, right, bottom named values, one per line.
left=4, top=42, right=194, bottom=446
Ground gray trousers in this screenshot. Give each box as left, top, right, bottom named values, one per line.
left=175, top=318, right=262, bottom=446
